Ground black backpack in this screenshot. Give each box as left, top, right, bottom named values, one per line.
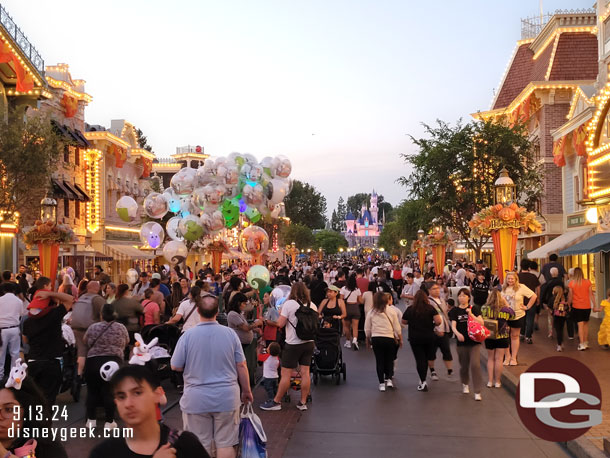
left=292, top=300, right=319, bottom=341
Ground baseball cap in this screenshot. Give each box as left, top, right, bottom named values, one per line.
left=151, top=273, right=161, bottom=280
left=327, top=285, right=340, bottom=292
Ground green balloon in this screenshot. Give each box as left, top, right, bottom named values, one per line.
left=117, top=208, right=130, bottom=222
left=245, top=207, right=261, bottom=223
left=221, top=199, right=239, bottom=228
left=183, top=221, right=204, bottom=241
left=247, top=265, right=270, bottom=290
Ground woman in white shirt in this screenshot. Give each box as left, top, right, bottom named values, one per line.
left=340, top=274, right=363, bottom=350
left=501, top=272, right=536, bottom=366
left=365, top=292, right=402, bottom=391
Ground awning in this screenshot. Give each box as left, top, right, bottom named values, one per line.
left=51, top=120, right=90, bottom=148
left=107, top=244, right=155, bottom=260
left=527, top=228, right=593, bottom=259
left=51, top=178, right=75, bottom=199
left=559, top=233, right=610, bottom=256
left=72, top=183, right=91, bottom=201
left=63, top=181, right=85, bottom=201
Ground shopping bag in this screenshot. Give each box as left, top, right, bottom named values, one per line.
left=238, top=403, right=267, bottom=458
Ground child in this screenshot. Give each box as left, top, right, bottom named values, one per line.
left=597, top=289, right=610, bottom=348
left=261, top=342, right=281, bottom=401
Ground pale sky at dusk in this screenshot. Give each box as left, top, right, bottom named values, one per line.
left=3, top=0, right=593, bottom=215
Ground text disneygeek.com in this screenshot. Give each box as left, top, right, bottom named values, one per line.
left=8, top=426, right=134, bottom=441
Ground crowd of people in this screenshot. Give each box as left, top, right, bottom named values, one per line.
left=0, top=251, right=603, bottom=457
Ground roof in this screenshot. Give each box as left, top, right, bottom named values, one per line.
left=493, top=32, right=597, bottom=110
left=345, top=212, right=355, bottom=221
left=527, top=228, right=593, bottom=259
left=358, top=210, right=374, bottom=224
left=560, top=233, right=610, bottom=256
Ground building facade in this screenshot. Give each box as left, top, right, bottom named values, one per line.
left=343, top=191, right=383, bottom=249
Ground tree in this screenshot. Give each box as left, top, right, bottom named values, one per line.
left=378, top=199, right=434, bottom=254
left=0, top=111, right=62, bottom=224
left=283, top=180, right=327, bottom=229
left=135, top=127, right=154, bottom=153
left=314, top=230, right=348, bottom=254
left=346, top=193, right=370, bottom=216
left=279, top=223, right=315, bottom=250
left=400, top=118, right=543, bottom=258
left=330, top=209, right=341, bottom=232
left=378, top=201, right=393, bottom=223
left=336, top=196, right=346, bottom=221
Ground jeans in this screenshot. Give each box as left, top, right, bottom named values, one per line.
left=261, top=377, right=278, bottom=400
left=457, top=345, right=482, bottom=393
left=85, top=356, right=121, bottom=422
left=409, top=339, right=435, bottom=383
left=524, top=305, right=537, bottom=338
left=0, top=327, right=21, bottom=379
left=371, top=337, right=396, bottom=383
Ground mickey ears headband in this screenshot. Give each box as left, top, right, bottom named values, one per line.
left=5, top=358, right=28, bottom=390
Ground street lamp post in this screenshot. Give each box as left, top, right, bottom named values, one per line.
left=494, top=167, right=516, bottom=205
left=40, top=195, right=58, bottom=223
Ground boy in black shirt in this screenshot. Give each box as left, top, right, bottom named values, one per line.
left=90, top=366, right=208, bottom=458
left=471, top=271, right=490, bottom=314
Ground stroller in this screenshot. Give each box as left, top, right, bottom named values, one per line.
left=59, top=316, right=79, bottom=401
left=312, top=325, right=346, bottom=385
left=140, top=324, right=181, bottom=384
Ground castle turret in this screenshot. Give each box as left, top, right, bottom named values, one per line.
left=370, top=191, right=378, bottom=224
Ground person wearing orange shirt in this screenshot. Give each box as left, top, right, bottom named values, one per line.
left=567, top=267, right=595, bottom=351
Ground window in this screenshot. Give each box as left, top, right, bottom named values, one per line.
left=365, top=230, right=369, bottom=236
left=63, top=145, right=70, bottom=163
left=74, top=148, right=80, bottom=166
left=75, top=200, right=80, bottom=219
left=64, top=199, right=69, bottom=218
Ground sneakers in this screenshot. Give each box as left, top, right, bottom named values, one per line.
left=385, top=379, right=394, bottom=389
left=584, top=341, right=590, bottom=349
left=379, top=383, right=386, bottom=392
left=352, top=339, right=359, bottom=351
left=430, top=371, right=439, bottom=381
left=486, top=381, right=493, bottom=388
left=417, top=381, right=428, bottom=392
left=494, top=383, right=501, bottom=388
left=578, top=343, right=586, bottom=351
left=344, top=341, right=352, bottom=349
left=104, top=421, right=117, bottom=430
left=556, top=345, right=563, bottom=352
left=474, top=393, right=482, bottom=401
left=296, top=402, right=308, bottom=411
left=260, top=400, right=282, bottom=411
left=568, top=336, right=574, bottom=340
left=85, top=419, right=96, bottom=429
left=525, top=338, right=533, bottom=344
left=462, top=384, right=470, bottom=394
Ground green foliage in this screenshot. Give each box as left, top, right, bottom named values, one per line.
left=399, top=119, right=543, bottom=254
left=346, top=193, right=390, bottom=220
left=0, top=110, right=62, bottom=221
left=135, top=127, right=154, bottom=153
left=279, top=223, right=315, bottom=249
left=330, top=209, right=341, bottom=232
left=283, top=180, right=327, bottom=229
left=313, top=230, right=348, bottom=254
left=378, top=199, right=433, bottom=254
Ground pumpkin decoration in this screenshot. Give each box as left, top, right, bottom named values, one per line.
left=498, top=207, right=516, bottom=221
left=469, top=202, right=542, bottom=236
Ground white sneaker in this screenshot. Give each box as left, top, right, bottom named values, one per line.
left=486, top=381, right=492, bottom=388
left=578, top=343, right=585, bottom=351
left=474, top=393, right=482, bottom=401
left=344, top=341, right=352, bottom=349
left=462, top=384, right=470, bottom=394
left=85, top=419, right=96, bottom=429
left=379, top=383, right=386, bottom=392
left=584, top=341, right=590, bottom=349
left=430, top=371, right=439, bottom=381
left=352, top=340, right=359, bottom=351
left=104, top=421, right=118, bottom=430
left=556, top=345, right=562, bottom=352
left=494, top=383, right=501, bottom=388
left=385, top=379, right=394, bottom=389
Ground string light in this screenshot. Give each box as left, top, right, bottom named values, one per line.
left=544, top=34, right=561, bottom=80
left=0, top=34, right=43, bottom=86
left=533, top=26, right=597, bottom=60
left=84, top=131, right=130, bottom=149
left=45, top=76, right=92, bottom=102
left=85, top=149, right=102, bottom=233
left=105, top=226, right=140, bottom=234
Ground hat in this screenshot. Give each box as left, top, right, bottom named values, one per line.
left=327, top=285, right=340, bottom=293
left=476, top=259, right=483, bottom=264
left=151, top=273, right=161, bottom=280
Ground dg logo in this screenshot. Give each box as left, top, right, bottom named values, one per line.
left=516, top=356, right=602, bottom=442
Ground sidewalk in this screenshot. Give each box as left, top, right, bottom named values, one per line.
left=486, top=313, right=609, bottom=456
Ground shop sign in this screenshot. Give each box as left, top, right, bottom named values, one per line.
left=567, top=213, right=586, bottom=228
left=106, top=229, right=139, bottom=242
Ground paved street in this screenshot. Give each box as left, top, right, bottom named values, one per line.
left=56, top=300, right=571, bottom=458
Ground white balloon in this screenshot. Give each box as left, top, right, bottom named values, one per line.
left=170, top=167, right=197, bottom=195
left=139, top=222, right=165, bottom=249
left=126, top=268, right=139, bottom=285
left=163, top=241, right=188, bottom=265
left=116, top=196, right=138, bottom=222
left=143, top=192, right=169, bottom=219
left=166, top=217, right=184, bottom=241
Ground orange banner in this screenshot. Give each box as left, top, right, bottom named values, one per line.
left=491, top=228, right=518, bottom=284
left=61, top=93, right=78, bottom=118
left=552, top=137, right=566, bottom=167
left=37, top=242, right=59, bottom=280
left=417, top=247, right=426, bottom=271
left=572, top=125, right=587, bottom=157
left=0, top=40, right=34, bottom=92
left=431, top=244, right=446, bottom=278
left=140, top=158, right=152, bottom=178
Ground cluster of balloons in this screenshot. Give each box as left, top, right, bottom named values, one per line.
left=116, top=154, right=292, bottom=265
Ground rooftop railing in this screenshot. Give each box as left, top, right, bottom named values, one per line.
left=0, top=3, right=44, bottom=74
left=521, top=8, right=596, bottom=40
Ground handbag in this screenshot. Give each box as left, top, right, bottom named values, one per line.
left=467, top=311, right=490, bottom=343
left=238, top=403, right=267, bottom=458
left=483, top=318, right=498, bottom=339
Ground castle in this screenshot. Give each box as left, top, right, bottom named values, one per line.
left=344, top=191, right=383, bottom=249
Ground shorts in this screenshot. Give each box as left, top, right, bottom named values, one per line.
left=73, top=329, right=87, bottom=358
left=485, top=338, right=509, bottom=350
left=508, top=317, right=524, bottom=329
left=345, top=303, right=360, bottom=320
left=434, top=333, right=453, bottom=361
left=281, top=342, right=315, bottom=369
left=572, top=308, right=591, bottom=323
left=183, top=410, right=239, bottom=451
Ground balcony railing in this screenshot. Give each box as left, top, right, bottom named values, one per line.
left=521, top=8, right=596, bottom=40
left=0, top=3, right=44, bottom=74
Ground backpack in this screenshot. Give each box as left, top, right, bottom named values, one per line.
left=70, top=294, right=96, bottom=330
left=292, top=300, right=319, bottom=341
